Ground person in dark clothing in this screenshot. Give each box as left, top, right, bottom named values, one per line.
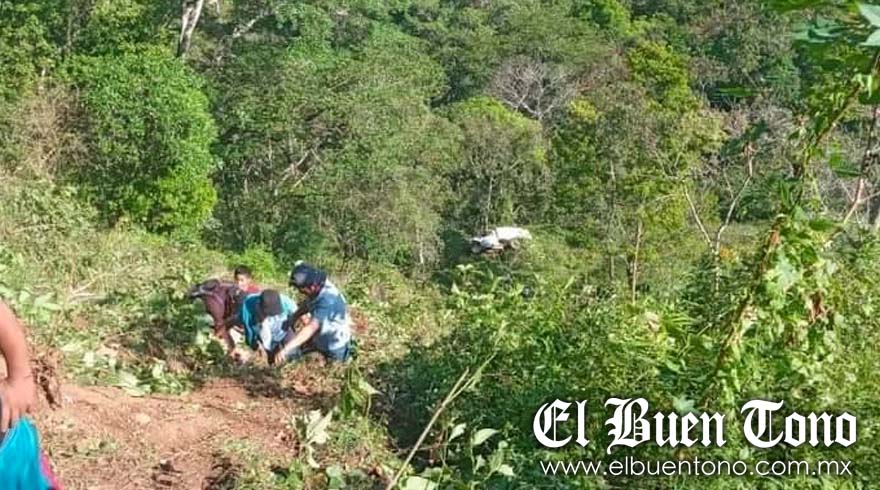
left=187, top=279, right=246, bottom=356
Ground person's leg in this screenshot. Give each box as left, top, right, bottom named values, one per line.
left=323, top=341, right=353, bottom=363
left=40, top=451, right=62, bottom=489
left=281, top=334, right=318, bottom=364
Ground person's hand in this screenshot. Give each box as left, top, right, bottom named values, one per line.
left=0, top=374, right=36, bottom=432
left=270, top=350, right=287, bottom=366
left=230, top=349, right=253, bottom=366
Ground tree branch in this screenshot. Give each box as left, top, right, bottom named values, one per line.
left=684, top=186, right=713, bottom=249
left=715, top=145, right=755, bottom=251
left=843, top=105, right=880, bottom=224
left=177, top=0, right=206, bottom=58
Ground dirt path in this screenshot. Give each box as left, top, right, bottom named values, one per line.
left=35, top=378, right=312, bottom=489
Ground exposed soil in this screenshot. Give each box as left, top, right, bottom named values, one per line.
left=35, top=378, right=304, bottom=489
left=16, top=313, right=379, bottom=490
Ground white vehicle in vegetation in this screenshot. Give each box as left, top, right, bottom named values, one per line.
left=471, top=227, right=533, bottom=254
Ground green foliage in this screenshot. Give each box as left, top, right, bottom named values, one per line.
left=209, top=24, right=459, bottom=267
left=73, top=0, right=175, bottom=55
left=627, top=40, right=698, bottom=111
left=338, top=362, right=380, bottom=419
left=550, top=74, right=721, bottom=293
left=405, top=423, right=516, bottom=489
left=230, top=245, right=280, bottom=282
left=0, top=1, right=60, bottom=100
left=0, top=176, right=230, bottom=394
left=65, top=48, right=217, bottom=236
left=445, top=96, right=549, bottom=231
left=579, top=0, right=633, bottom=36
left=2, top=0, right=880, bottom=487
left=293, top=408, right=334, bottom=469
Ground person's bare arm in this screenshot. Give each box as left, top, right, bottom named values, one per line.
left=0, top=301, right=36, bottom=431
left=213, top=317, right=237, bottom=357
left=274, top=318, right=319, bottom=363
left=219, top=328, right=236, bottom=356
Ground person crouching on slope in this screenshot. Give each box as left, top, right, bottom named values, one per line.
left=0, top=301, right=62, bottom=489
left=272, top=263, right=354, bottom=365
left=238, top=289, right=297, bottom=365
left=187, top=279, right=247, bottom=359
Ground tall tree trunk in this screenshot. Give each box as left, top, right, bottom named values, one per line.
left=871, top=198, right=880, bottom=233
left=178, top=0, right=205, bottom=58
left=484, top=177, right=494, bottom=233
left=607, top=159, right=618, bottom=284
left=64, top=0, right=95, bottom=56
left=630, top=219, right=643, bottom=304
left=844, top=106, right=880, bottom=224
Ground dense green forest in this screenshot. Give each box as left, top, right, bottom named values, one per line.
left=2, top=0, right=880, bottom=488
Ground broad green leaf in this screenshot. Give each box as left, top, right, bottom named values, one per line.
left=471, top=428, right=498, bottom=447
left=448, top=423, right=467, bottom=442
left=808, top=218, right=837, bottom=232
left=860, top=4, right=880, bottom=27
left=402, top=476, right=438, bottom=490
left=305, top=409, right=333, bottom=445
left=672, top=396, right=695, bottom=414
left=151, top=361, right=165, bottom=379
left=864, top=29, right=880, bottom=46
left=82, top=351, right=96, bottom=368
left=358, top=378, right=380, bottom=396
left=326, top=465, right=345, bottom=489
left=497, top=464, right=515, bottom=477
left=474, top=454, right=486, bottom=472
left=768, top=255, right=800, bottom=294
left=116, top=370, right=140, bottom=388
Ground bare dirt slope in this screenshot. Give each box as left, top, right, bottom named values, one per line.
left=35, top=375, right=323, bottom=489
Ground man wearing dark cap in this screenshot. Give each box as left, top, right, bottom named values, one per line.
left=274, top=262, right=353, bottom=364
left=238, top=289, right=297, bottom=363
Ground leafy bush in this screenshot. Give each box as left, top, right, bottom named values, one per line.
left=230, top=245, right=281, bottom=282
left=445, top=97, right=549, bottom=232
left=626, top=40, right=698, bottom=111
left=64, top=47, right=217, bottom=236
left=72, top=0, right=174, bottom=55
left=0, top=175, right=230, bottom=393
left=0, top=1, right=59, bottom=101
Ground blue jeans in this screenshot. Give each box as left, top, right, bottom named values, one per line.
left=282, top=336, right=354, bottom=363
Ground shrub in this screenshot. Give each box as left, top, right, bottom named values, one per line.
left=64, top=47, right=217, bottom=236
left=230, top=245, right=281, bottom=282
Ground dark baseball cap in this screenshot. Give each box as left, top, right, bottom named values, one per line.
left=289, top=262, right=326, bottom=289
